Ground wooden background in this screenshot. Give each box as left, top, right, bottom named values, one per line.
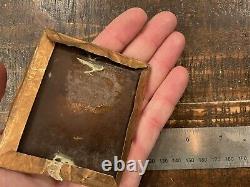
left=0, top=0, right=249, bottom=186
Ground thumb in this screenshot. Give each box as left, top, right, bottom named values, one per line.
left=0, top=63, right=7, bottom=101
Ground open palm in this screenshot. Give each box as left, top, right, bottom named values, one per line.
left=0, top=8, right=188, bottom=187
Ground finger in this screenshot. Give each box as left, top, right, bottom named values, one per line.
left=0, top=63, right=7, bottom=100
left=56, top=181, right=86, bottom=187
left=0, top=169, right=85, bottom=187
left=143, top=32, right=185, bottom=107
left=0, top=169, right=55, bottom=187
left=119, top=66, right=189, bottom=187
left=135, top=66, right=189, bottom=157
left=122, top=11, right=177, bottom=61
left=92, top=8, right=147, bottom=52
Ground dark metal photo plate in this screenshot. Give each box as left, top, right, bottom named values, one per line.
left=18, top=43, right=141, bottom=176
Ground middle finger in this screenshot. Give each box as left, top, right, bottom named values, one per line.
left=122, top=11, right=177, bottom=61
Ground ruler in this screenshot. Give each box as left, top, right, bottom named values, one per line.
left=147, top=126, right=250, bottom=170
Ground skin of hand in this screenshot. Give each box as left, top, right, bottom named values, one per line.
left=0, top=8, right=188, bottom=187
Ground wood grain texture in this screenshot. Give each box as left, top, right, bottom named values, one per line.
left=0, top=0, right=249, bottom=186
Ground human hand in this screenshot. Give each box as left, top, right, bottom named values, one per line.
left=0, top=8, right=188, bottom=187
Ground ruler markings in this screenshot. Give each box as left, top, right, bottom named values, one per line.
left=148, top=126, right=250, bottom=170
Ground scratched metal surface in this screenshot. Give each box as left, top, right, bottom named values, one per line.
left=0, top=0, right=249, bottom=186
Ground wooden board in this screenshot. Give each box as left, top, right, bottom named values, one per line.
left=0, top=0, right=249, bottom=186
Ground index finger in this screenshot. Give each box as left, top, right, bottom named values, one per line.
left=92, top=8, right=148, bottom=52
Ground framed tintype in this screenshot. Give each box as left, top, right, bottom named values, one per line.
left=0, top=30, right=149, bottom=187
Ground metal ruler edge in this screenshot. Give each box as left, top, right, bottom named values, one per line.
left=147, top=126, right=250, bottom=170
